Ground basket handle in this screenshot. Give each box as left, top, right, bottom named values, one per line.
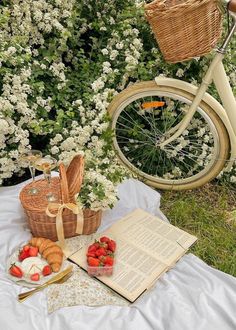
left=59, top=163, right=70, bottom=203
left=66, top=155, right=85, bottom=202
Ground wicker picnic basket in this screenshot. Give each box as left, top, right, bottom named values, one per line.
left=19, top=155, right=102, bottom=241
left=144, top=0, right=223, bottom=63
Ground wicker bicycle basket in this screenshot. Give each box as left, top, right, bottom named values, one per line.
left=145, top=0, right=223, bottom=63
left=19, top=155, right=102, bottom=241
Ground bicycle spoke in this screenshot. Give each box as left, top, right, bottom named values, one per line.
left=118, top=114, right=156, bottom=143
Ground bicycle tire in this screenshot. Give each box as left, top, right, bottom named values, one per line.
left=108, top=81, right=230, bottom=190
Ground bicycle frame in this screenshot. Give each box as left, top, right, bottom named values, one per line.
left=158, top=13, right=236, bottom=157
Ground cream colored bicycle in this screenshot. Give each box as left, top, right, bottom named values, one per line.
left=108, top=0, right=236, bottom=190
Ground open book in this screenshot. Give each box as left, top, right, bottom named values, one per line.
left=69, top=208, right=197, bottom=302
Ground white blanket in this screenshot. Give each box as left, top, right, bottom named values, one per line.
left=0, top=178, right=236, bottom=330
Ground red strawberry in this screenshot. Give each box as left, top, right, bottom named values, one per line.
left=88, top=242, right=100, bottom=252
left=42, top=265, right=52, bottom=276
left=100, top=236, right=110, bottom=244
left=30, top=273, right=40, bottom=281
left=104, top=256, right=114, bottom=266
left=87, top=257, right=100, bottom=267
left=9, top=264, right=23, bottom=278
left=29, top=246, right=38, bottom=257
left=88, top=245, right=97, bottom=253
left=100, top=242, right=108, bottom=249
left=86, top=251, right=96, bottom=258
left=108, top=240, right=116, bottom=252
left=18, top=248, right=30, bottom=261
left=18, top=244, right=31, bottom=261
left=23, top=245, right=30, bottom=252
left=95, top=247, right=107, bottom=257
left=98, top=255, right=106, bottom=262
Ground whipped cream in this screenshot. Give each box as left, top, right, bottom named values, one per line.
left=21, top=257, right=48, bottom=276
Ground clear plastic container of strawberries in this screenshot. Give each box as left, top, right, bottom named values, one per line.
left=87, top=236, right=116, bottom=276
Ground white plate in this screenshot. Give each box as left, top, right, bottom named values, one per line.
left=6, top=245, right=67, bottom=288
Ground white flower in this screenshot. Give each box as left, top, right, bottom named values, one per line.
left=61, top=137, right=76, bottom=151
left=133, top=38, right=142, bottom=49
left=230, top=176, right=236, bottom=183
left=74, top=99, right=83, bottom=106
left=0, top=119, right=9, bottom=133
left=101, top=48, right=109, bottom=55
left=116, top=42, right=124, bottom=50
left=109, top=17, right=115, bottom=25
left=102, top=61, right=112, bottom=74
left=51, top=146, right=59, bottom=154
left=91, top=78, right=105, bottom=92
left=33, top=10, right=43, bottom=22
left=7, top=47, right=17, bottom=55
left=176, top=68, right=185, bottom=77
left=110, top=50, right=118, bottom=60
left=40, top=63, right=46, bottom=69
left=51, top=134, right=63, bottom=145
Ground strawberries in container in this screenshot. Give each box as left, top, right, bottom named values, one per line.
left=87, top=236, right=116, bottom=276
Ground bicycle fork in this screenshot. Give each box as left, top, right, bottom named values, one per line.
left=158, top=53, right=224, bottom=148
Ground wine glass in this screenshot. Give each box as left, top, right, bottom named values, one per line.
left=20, top=150, right=43, bottom=195
left=34, top=156, right=58, bottom=202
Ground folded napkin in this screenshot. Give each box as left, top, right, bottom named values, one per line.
left=46, top=236, right=129, bottom=313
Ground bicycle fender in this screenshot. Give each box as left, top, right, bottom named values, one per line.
left=155, top=77, right=236, bottom=170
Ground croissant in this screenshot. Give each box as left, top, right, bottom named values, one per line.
left=39, top=239, right=55, bottom=254
left=29, top=237, right=64, bottom=272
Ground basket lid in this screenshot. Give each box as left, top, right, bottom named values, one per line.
left=66, top=154, right=84, bottom=202
left=59, top=163, right=70, bottom=203
left=19, top=177, right=61, bottom=211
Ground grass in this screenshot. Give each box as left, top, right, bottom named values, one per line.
left=160, top=182, right=236, bottom=277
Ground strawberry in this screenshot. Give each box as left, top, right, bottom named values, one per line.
left=42, top=265, right=52, bottom=276
left=18, top=248, right=30, bottom=261
left=108, top=240, right=116, bottom=252
left=100, top=242, right=108, bottom=249
left=94, top=241, right=101, bottom=248
left=86, top=251, right=96, bottom=258
left=29, top=246, right=38, bottom=257
left=30, top=273, right=40, bottom=281
left=95, top=247, right=107, bottom=257
left=88, top=245, right=97, bottom=253
left=98, top=255, right=106, bottom=262
left=9, top=264, right=23, bottom=278
left=100, top=236, right=110, bottom=244
left=87, top=257, right=100, bottom=267
left=104, top=256, right=114, bottom=266
left=23, top=245, right=30, bottom=252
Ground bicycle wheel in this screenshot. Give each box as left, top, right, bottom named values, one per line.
left=108, top=81, right=230, bottom=190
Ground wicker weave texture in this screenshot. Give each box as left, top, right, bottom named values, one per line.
left=24, top=208, right=102, bottom=241
left=145, top=0, right=222, bottom=63
left=19, top=156, right=101, bottom=240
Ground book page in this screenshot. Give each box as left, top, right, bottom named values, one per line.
left=70, top=236, right=168, bottom=302
left=108, top=209, right=197, bottom=265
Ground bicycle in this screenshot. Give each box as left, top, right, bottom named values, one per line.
left=108, top=0, right=236, bottom=190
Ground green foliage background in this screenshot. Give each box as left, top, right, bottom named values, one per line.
left=0, top=0, right=235, bottom=186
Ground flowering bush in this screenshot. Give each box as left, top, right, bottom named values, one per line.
left=0, top=0, right=235, bottom=208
